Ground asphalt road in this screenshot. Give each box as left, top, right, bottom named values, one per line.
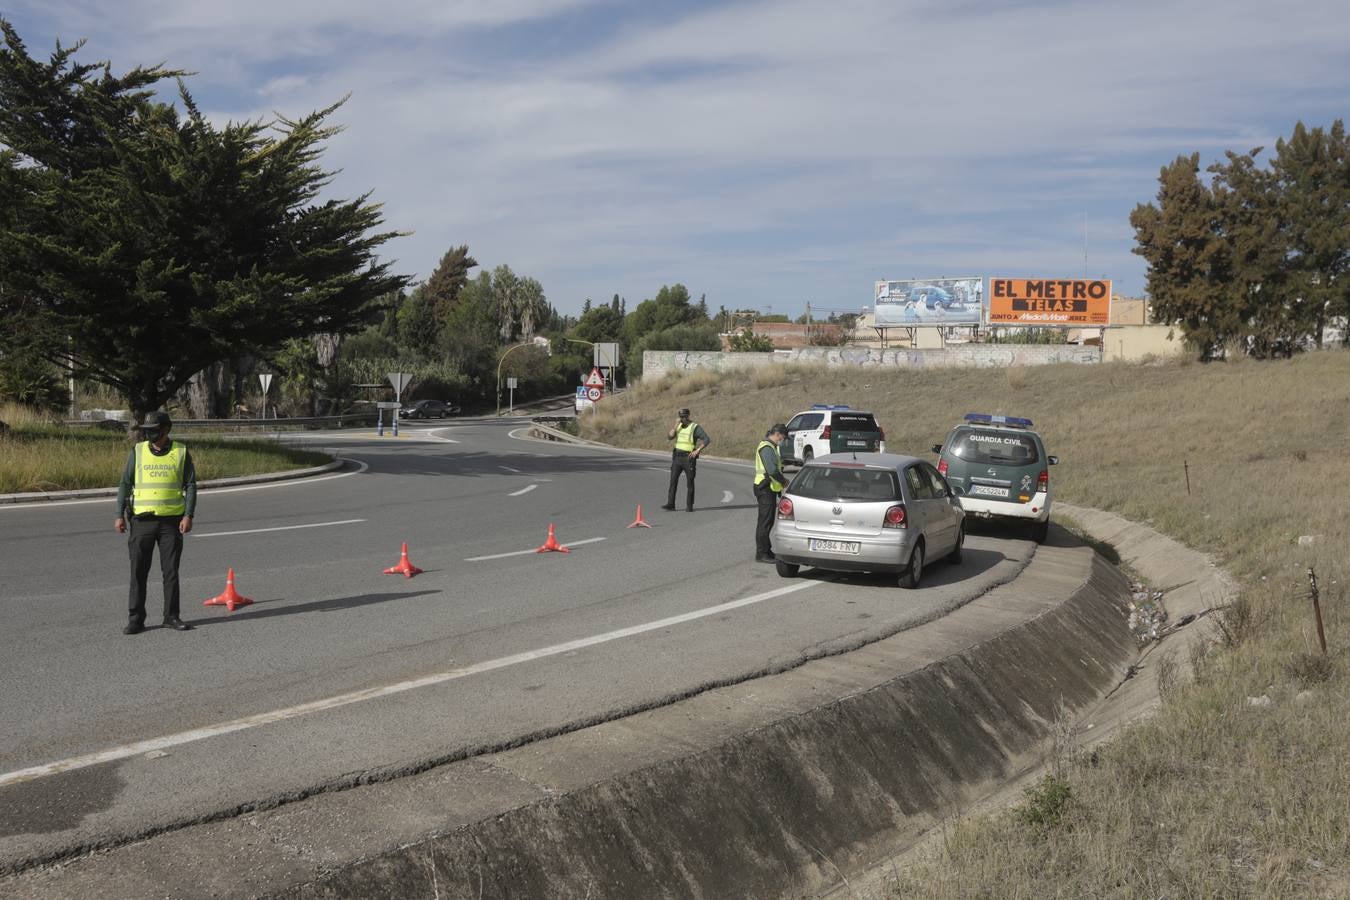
left=0, top=418, right=1035, bottom=870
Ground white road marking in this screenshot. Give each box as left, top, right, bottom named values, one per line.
left=197, top=519, right=365, bottom=538
left=499, top=465, right=523, bottom=474
left=508, top=484, right=538, bottom=497
left=0, top=459, right=370, bottom=510
left=0, top=579, right=816, bottom=789
left=464, top=536, right=607, bottom=561
left=647, top=467, right=667, bottom=472
left=722, top=491, right=734, bottom=504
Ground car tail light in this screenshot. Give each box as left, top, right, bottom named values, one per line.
left=777, top=497, right=794, bottom=519
left=820, top=425, right=831, bottom=440
left=937, top=459, right=948, bottom=476
left=1037, top=469, right=1048, bottom=492
left=883, top=504, right=907, bottom=528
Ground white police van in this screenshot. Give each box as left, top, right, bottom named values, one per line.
left=783, top=405, right=886, bottom=465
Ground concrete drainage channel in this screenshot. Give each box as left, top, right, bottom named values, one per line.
left=4, top=548, right=1156, bottom=896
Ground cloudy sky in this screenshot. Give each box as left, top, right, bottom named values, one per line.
left=4, top=1, right=1347, bottom=317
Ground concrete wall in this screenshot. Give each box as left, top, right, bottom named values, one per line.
left=644, top=343, right=1102, bottom=379
left=1103, top=325, right=1188, bottom=362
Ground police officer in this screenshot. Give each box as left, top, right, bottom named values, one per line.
left=754, top=424, right=789, bottom=562
left=662, top=407, right=710, bottom=511
left=114, top=411, right=196, bottom=634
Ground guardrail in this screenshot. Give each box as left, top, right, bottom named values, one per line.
left=64, top=412, right=381, bottom=430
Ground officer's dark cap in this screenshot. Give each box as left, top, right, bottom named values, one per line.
left=677, top=408, right=691, bottom=417
left=768, top=423, right=789, bottom=436
left=143, top=410, right=172, bottom=429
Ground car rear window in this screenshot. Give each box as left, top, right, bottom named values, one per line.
left=949, top=428, right=1040, bottom=465
left=788, top=465, right=900, bottom=501
left=832, top=413, right=880, bottom=432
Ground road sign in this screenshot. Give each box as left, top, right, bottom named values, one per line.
left=506, top=377, right=518, bottom=389
left=258, top=372, right=273, bottom=419
left=594, top=343, right=619, bottom=370
left=584, top=367, right=605, bottom=389
left=387, top=372, right=413, bottom=398
left=586, top=386, right=602, bottom=402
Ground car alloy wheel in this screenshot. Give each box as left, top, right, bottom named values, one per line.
left=899, top=541, right=924, bottom=589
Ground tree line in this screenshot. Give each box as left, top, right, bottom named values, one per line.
left=1131, top=120, right=1348, bottom=359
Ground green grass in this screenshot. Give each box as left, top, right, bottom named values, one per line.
left=584, top=351, right=1350, bottom=897
left=0, top=407, right=332, bottom=493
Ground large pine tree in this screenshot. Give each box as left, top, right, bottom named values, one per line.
left=0, top=20, right=408, bottom=420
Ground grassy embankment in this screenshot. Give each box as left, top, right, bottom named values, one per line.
left=581, top=352, right=1348, bottom=898
left=0, top=404, right=331, bottom=493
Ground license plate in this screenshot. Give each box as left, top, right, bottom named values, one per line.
left=970, top=484, right=1006, bottom=497
left=845, top=440, right=869, bottom=447
left=810, top=538, right=860, bottom=554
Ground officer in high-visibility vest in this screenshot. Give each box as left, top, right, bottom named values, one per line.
left=114, top=411, right=197, bottom=634
left=754, top=424, right=789, bottom=562
left=662, top=407, right=710, bottom=512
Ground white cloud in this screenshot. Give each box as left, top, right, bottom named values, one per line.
left=5, top=0, right=1348, bottom=311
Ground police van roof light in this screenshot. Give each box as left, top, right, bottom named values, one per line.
left=810, top=404, right=851, bottom=410
left=964, top=412, right=1034, bottom=428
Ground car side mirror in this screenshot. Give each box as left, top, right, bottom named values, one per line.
left=1048, top=455, right=1059, bottom=465
left=931, top=444, right=942, bottom=454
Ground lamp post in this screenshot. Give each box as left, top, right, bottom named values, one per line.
left=496, top=343, right=534, bottom=416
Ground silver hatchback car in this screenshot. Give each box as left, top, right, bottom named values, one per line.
left=771, top=453, right=965, bottom=588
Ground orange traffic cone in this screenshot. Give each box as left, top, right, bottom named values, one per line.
left=627, top=504, right=653, bottom=528
left=203, top=568, right=254, bottom=612
left=536, top=523, right=571, bottom=553
left=383, top=542, right=424, bottom=577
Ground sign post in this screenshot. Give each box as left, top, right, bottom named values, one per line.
left=506, top=377, right=518, bottom=414
left=258, top=372, right=273, bottom=420
left=387, top=372, right=413, bottom=437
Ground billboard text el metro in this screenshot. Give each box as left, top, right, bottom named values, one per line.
left=987, top=278, right=1112, bottom=325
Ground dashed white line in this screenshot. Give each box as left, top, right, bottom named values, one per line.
left=197, top=519, right=365, bottom=538
left=0, top=579, right=816, bottom=789
left=464, top=536, right=607, bottom=561
left=508, top=484, right=538, bottom=497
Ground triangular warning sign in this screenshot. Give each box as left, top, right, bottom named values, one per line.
left=585, top=367, right=605, bottom=388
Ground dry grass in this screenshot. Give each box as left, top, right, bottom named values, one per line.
left=584, top=351, right=1350, bottom=897
left=0, top=419, right=331, bottom=493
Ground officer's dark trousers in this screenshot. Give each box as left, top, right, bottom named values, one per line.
left=128, top=516, right=183, bottom=624
left=667, top=451, right=696, bottom=509
left=754, top=481, right=779, bottom=557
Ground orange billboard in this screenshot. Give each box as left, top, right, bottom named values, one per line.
left=988, top=278, right=1112, bottom=325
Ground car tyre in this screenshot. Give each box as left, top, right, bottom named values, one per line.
left=775, top=560, right=799, bottom=578
left=802, top=447, right=814, bottom=463
left=899, top=540, right=924, bottom=589
left=439, top=411, right=447, bottom=419
left=1031, top=520, right=1049, bottom=543
left=948, top=524, right=964, bottom=564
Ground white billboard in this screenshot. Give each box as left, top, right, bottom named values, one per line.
left=873, top=276, right=983, bottom=326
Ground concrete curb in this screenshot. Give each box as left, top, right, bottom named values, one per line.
left=0, top=459, right=345, bottom=505
left=1, top=534, right=1138, bottom=899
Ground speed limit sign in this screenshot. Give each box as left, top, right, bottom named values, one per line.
left=586, top=386, right=602, bottom=401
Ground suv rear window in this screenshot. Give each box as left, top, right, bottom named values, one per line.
left=788, top=466, right=900, bottom=501
left=949, top=428, right=1040, bottom=465
left=831, top=413, right=880, bottom=432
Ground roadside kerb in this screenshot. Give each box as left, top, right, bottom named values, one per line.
left=0, top=524, right=1140, bottom=898
left=0, top=458, right=345, bottom=506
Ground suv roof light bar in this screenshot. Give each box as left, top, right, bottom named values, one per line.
left=964, top=412, right=1033, bottom=428
left=810, top=404, right=851, bottom=410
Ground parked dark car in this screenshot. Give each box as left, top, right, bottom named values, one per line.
left=398, top=399, right=460, bottom=419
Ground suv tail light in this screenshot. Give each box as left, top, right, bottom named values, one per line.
left=777, top=497, right=794, bottom=520
left=937, top=459, right=948, bottom=476
left=1037, top=469, right=1048, bottom=492
left=883, top=504, right=907, bottom=528
left=819, top=425, right=831, bottom=440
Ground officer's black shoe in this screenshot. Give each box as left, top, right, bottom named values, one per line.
left=162, top=617, right=193, bottom=631
left=685, top=507, right=694, bottom=512
left=754, top=553, right=776, bottom=564
left=660, top=504, right=676, bottom=511
left=123, top=621, right=145, bottom=635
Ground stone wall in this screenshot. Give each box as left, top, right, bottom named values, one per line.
left=643, top=343, right=1102, bottom=379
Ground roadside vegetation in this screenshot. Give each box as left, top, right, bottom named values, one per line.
left=581, top=351, right=1349, bottom=897
left=0, top=404, right=331, bottom=493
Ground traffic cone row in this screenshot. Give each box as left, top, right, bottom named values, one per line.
left=202, top=505, right=660, bottom=613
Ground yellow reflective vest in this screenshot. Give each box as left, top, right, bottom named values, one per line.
left=674, top=422, right=699, bottom=452
left=132, top=441, right=187, bottom=516
left=753, top=439, right=783, bottom=492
